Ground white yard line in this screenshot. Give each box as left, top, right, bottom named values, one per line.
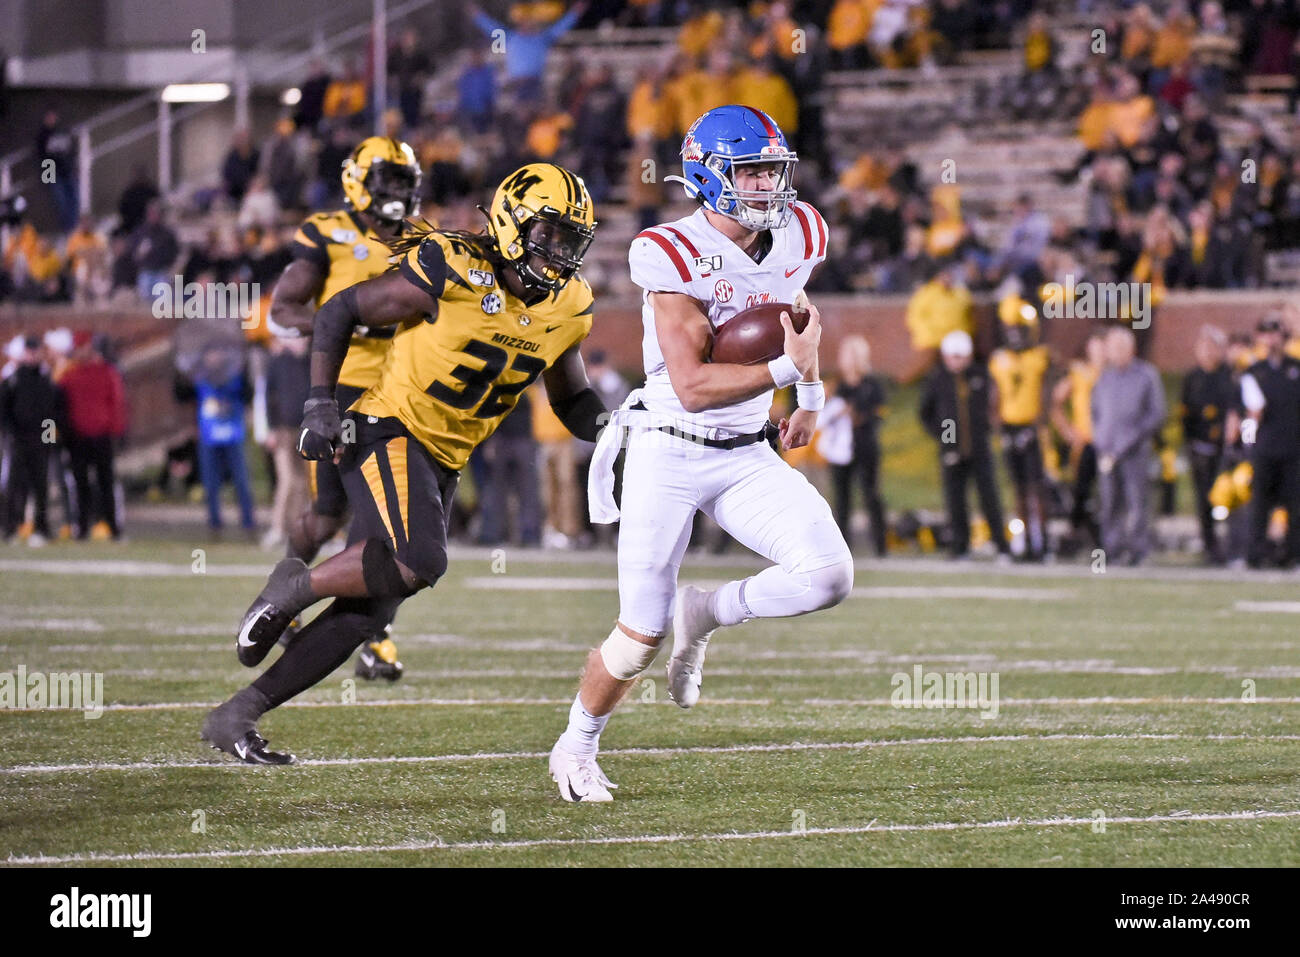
left=1236, top=601, right=1300, bottom=614
left=461, top=577, right=1077, bottom=600
left=9, top=807, right=1300, bottom=865
left=5, top=694, right=1297, bottom=716
left=4, top=732, right=1298, bottom=776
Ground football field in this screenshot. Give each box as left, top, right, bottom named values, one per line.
left=2, top=542, right=1299, bottom=867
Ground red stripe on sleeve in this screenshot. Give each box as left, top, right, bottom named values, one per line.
left=660, top=226, right=701, bottom=259
left=791, top=205, right=813, bottom=259
left=636, top=229, right=692, bottom=283
left=804, top=203, right=827, bottom=257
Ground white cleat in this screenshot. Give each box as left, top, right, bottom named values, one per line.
left=668, top=585, right=718, bottom=709
left=549, top=742, right=618, bottom=803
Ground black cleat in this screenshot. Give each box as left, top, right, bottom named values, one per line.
left=236, top=558, right=315, bottom=667
left=209, top=729, right=296, bottom=765
left=200, top=688, right=294, bottom=764
left=355, top=636, right=403, bottom=682
left=276, top=617, right=303, bottom=651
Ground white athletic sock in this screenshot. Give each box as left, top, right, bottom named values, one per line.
left=710, top=579, right=752, bottom=627
left=557, top=693, right=609, bottom=756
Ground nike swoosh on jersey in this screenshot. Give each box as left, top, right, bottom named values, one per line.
left=784, top=267, right=800, bottom=278
left=545, top=324, right=560, bottom=333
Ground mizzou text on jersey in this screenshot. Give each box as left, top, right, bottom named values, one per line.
left=352, top=230, right=594, bottom=471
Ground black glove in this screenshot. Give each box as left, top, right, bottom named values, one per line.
left=298, top=391, right=341, bottom=461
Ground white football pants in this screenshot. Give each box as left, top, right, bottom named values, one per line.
left=616, top=428, right=854, bottom=638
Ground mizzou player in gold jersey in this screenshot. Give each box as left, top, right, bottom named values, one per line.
left=1051, top=331, right=1106, bottom=547
left=202, top=163, right=605, bottom=763
left=267, top=136, right=421, bottom=682
left=989, top=302, right=1051, bottom=560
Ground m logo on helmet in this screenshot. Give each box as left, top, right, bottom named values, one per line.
left=502, top=168, right=544, bottom=202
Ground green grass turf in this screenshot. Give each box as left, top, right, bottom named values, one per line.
left=1, top=540, right=1298, bottom=867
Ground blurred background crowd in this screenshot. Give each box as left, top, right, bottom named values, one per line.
left=2, top=0, right=1299, bottom=566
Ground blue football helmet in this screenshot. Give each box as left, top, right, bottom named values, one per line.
left=665, top=104, right=798, bottom=231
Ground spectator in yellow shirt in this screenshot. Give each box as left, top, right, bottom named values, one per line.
left=730, top=58, right=798, bottom=135
left=525, top=106, right=574, bottom=160
left=323, top=63, right=367, bottom=123
left=828, top=0, right=876, bottom=69
left=905, top=263, right=974, bottom=356
left=677, top=8, right=724, bottom=60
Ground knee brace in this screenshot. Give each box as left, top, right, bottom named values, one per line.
left=362, top=538, right=421, bottom=598
left=598, top=625, right=662, bottom=680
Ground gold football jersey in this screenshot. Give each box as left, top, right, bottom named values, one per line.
left=989, top=345, right=1050, bottom=427
left=353, top=231, right=594, bottom=470
left=1067, top=359, right=1099, bottom=443
left=292, top=209, right=403, bottom=389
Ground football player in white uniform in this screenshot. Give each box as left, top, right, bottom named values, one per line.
left=549, top=105, right=854, bottom=802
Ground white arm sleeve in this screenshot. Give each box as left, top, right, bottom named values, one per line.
left=1240, top=373, right=1266, bottom=414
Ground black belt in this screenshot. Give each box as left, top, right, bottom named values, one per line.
left=631, top=402, right=774, bottom=450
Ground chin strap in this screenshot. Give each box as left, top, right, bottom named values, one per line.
left=663, top=174, right=697, bottom=198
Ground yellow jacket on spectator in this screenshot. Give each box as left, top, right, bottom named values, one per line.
left=839, top=153, right=890, bottom=192
left=1025, top=27, right=1053, bottom=71
left=3, top=223, right=38, bottom=272
left=27, top=239, right=62, bottom=282
left=668, top=68, right=731, bottom=135
left=905, top=278, right=973, bottom=351
left=1109, top=94, right=1155, bottom=148
left=65, top=227, right=105, bottom=269
left=829, top=0, right=874, bottom=50
left=1151, top=17, right=1194, bottom=68
left=731, top=67, right=797, bottom=134
left=1077, top=99, right=1115, bottom=150
left=626, top=79, right=676, bottom=141
left=323, top=79, right=366, bottom=119
left=678, top=10, right=724, bottom=59
left=526, top=111, right=573, bottom=159
left=531, top=385, right=571, bottom=443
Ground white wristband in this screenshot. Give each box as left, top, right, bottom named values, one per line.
left=768, top=354, right=800, bottom=388
left=795, top=380, right=825, bottom=411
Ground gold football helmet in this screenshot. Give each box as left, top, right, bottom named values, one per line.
left=485, top=163, right=596, bottom=292
left=342, top=136, right=422, bottom=223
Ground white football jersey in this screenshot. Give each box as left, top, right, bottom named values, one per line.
left=628, top=202, right=828, bottom=433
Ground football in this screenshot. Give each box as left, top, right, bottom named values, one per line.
left=709, top=291, right=810, bottom=365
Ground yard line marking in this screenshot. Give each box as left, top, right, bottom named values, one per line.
left=462, top=577, right=1076, bottom=601
left=4, top=695, right=1297, bottom=716
left=0, top=559, right=271, bottom=578
left=5, top=733, right=1298, bottom=775
left=9, top=808, right=1300, bottom=865
left=1236, top=601, right=1300, bottom=614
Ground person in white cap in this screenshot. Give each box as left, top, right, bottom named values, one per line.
left=920, top=330, right=1011, bottom=559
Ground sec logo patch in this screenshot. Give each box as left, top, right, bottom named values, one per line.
left=714, top=279, right=733, bottom=303
left=352, top=244, right=370, bottom=261
left=481, top=293, right=503, bottom=314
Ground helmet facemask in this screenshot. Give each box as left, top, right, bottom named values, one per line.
left=709, top=153, right=797, bottom=231
left=365, top=159, right=421, bottom=222
left=511, top=209, right=593, bottom=292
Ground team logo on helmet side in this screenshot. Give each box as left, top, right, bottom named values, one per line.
left=483, top=163, right=597, bottom=293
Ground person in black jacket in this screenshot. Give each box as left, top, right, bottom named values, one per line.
left=919, top=330, right=1010, bottom=559
left=1, top=337, right=63, bottom=543
left=1239, top=314, right=1300, bottom=567
left=1181, top=325, right=1236, bottom=564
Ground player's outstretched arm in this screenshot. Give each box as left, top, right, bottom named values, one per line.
left=298, top=270, right=437, bottom=461
left=544, top=344, right=607, bottom=442
left=654, top=292, right=820, bottom=414
left=267, top=259, right=325, bottom=336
